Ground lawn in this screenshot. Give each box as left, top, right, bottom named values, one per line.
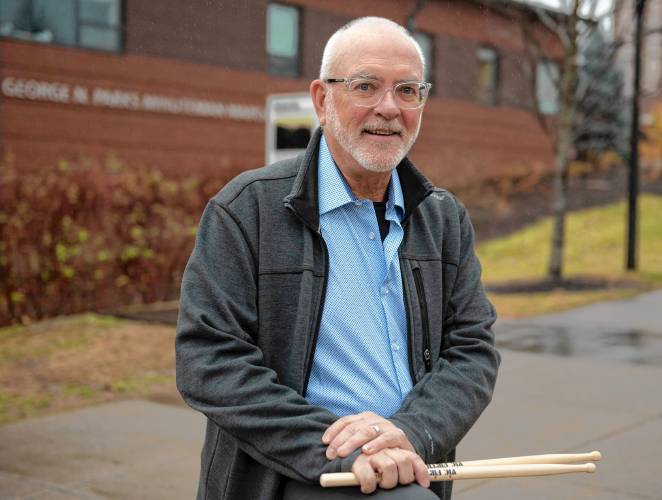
left=0, top=314, right=179, bottom=425
left=478, top=194, right=662, bottom=317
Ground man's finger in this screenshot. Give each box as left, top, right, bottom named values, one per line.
left=361, top=428, right=414, bottom=455
left=383, top=448, right=415, bottom=485
left=322, top=414, right=361, bottom=445
left=333, top=423, right=383, bottom=458
left=412, top=453, right=431, bottom=488
left=352, top=455, right=378, bottom=494
left=370, top=453, right=398, bottom=490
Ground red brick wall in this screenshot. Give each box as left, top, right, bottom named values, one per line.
left=125, top=0, right=270, bottom=73
left=0, top=39, right=300, bottom=181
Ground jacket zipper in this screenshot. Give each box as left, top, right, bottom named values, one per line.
left=302, top=230, right=329, bottom=396
left=400, top=258, right=419, bottom=384
left=412, top=267, right=432, bottom=372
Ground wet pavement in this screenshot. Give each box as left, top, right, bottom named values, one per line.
left=495, top=289, right=662, bottom=366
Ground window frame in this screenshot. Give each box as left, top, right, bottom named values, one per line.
left=0, top=0, right=123, bottom=53
left=266, top=2, right=301, bottom=79
left=76, top=0, right=122, bottom=52
left=535, top=58, right=560, bottom=116
left=413, top=31, right=434, bottom=95
left=476, top=45, right=500, bottom=106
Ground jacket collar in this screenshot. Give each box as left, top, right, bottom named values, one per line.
left=283, top=127, right=436, bottom=231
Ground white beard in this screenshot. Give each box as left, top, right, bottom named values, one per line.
left=325, top=96, right=421, bottom=173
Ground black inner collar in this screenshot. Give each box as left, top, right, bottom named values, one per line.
left=373, top=201, right=389, bottom=242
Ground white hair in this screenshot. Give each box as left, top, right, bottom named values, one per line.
left=319, top=17, right=426, bottom=79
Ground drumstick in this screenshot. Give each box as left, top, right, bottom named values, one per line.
left=320, top=462, right=596, bottom=488
left=429, top=450, right=602, bottom=468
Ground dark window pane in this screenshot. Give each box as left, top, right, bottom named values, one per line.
left=267, top=3, right=299, bottom=77
left=536, top=60, right=559, bottom=115
left=276, top=124, right=311, bottom=149
left=80, top=0, right=119, bottom=27
left=477, top=47, right=498, bottom=105
left=267, top=3, right=298, bottom=57
left=34, top=0, right=76, bottom=45
left=269, top=54, right=299, bottom=78
left=79, top=24, right=119, bottom=51
left=0, top=0, right=76, bottom=45
left=413, top=31, right=433, bottom=85
left=0, top=0, right=32, bottom=33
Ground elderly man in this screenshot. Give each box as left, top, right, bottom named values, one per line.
left=176, top=16, right=499, bottom=500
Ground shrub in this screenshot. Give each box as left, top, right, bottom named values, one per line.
left=0, top=152, right=224, bottom=326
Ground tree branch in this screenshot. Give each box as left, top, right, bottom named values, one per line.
left=532, top=6, right=572, bottom=48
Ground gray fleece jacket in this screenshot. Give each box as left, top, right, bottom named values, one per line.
left=176, top=129, right=500, bottom=500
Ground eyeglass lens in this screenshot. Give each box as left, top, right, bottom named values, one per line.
left=347, top=79, right=428, bottom=108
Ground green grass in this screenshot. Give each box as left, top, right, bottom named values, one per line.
left=477, top=194, right=662, bottom=317
left=0, top=313, right=121, bottom=339
left=109, top=373, right=174, bottom=394
left=0, top=393, right=51, bottom=424
left=0, top=313, right=122, bottom=362
left=0, top=313, right=176, bottom=425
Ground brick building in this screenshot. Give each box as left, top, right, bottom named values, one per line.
left=0, top=0, right=562, bottom=188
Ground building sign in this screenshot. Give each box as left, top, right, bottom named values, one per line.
left=265, top=92, right=318, bottom=165
left=0, top=76, right=265, bottom=122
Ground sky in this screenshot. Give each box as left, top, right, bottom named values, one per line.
left=521, top=0, right=616, bottom=31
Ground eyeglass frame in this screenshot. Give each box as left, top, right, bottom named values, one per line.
left=323, top=77, right=432, bottom=109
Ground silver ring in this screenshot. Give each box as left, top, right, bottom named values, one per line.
left=371, top=424, right=381, bottom=435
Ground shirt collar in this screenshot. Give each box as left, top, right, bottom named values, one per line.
left=318, top=134, right=405, bottom=219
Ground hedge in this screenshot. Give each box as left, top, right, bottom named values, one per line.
left=0, top=153, right=224, bottom=326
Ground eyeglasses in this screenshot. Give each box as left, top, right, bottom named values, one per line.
left=324, top=77, right=432, bottom=109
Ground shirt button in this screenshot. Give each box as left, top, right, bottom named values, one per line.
left=382, top=286, right=389, bottom=295
left=368, top=231, right=375, bottom=240
left=354, top=200, right=361, bottom=207
left=392, top=343, right=400, bottom=351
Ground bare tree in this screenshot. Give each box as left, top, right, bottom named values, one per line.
left=545, top=0, right=581, bottom=282
left=505, top=0, right=628, bottom=282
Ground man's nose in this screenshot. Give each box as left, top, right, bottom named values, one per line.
left=373, top=88, right=401, bottom=120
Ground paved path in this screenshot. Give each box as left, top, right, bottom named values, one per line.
left=0, top=400, right=204, bottom=499
left=1, top=292, right=661, bottom=499
left=494, top=290, right=662, bottom=366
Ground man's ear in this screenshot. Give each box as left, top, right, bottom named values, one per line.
left=310, top=79, right=327, bottom=126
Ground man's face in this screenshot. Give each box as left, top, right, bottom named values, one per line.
left=321, top=33, right=424, bottom=173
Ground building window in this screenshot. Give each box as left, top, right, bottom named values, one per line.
left=78, top=0, right=121, bottom=51
left=413, top=31, right=434, bottom=91
left=536, top=59, right=560, bottom=115
left=266, top=3, right=300, bottom=78
left=0, top=0, right=121, bottom=52
left=477, top=46, right=499, bottom=105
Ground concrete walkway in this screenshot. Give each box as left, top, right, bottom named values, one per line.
left=1, top=292, right=661, bottom=499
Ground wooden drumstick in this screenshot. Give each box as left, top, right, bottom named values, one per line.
left=319, top=462, right=596, bottom=488
left=429, top=450, right=602, bottom=468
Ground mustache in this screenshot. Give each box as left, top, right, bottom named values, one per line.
left=362, top=123, right=403, bottom=134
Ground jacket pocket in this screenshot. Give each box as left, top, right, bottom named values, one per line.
left=412, top=267, right=432, bottom=372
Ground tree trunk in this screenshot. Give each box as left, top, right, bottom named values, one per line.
left=548, top=0, right=580, bottom=283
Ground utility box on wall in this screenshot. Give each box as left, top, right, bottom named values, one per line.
left=265, top=92, right=319, bottom=165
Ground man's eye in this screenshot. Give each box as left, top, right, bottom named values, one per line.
left=352, top=81, right=375, bottom=92
left=399, top=85, right=417, bottom=96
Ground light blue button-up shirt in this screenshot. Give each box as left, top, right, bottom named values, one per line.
left=305, top=136, right=413, bottom=417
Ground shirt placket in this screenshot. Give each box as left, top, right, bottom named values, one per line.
left=380, top=207, right=412, bottom=398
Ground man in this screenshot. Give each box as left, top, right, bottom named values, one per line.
left=176, top=16, right=499, bottom=500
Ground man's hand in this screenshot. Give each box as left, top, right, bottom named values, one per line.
left=351, top=448, right=430, bottom=494
left=322, top=411, right=415, bottom=459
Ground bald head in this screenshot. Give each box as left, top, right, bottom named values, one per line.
left=319, top=17, right=425, bottom=80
